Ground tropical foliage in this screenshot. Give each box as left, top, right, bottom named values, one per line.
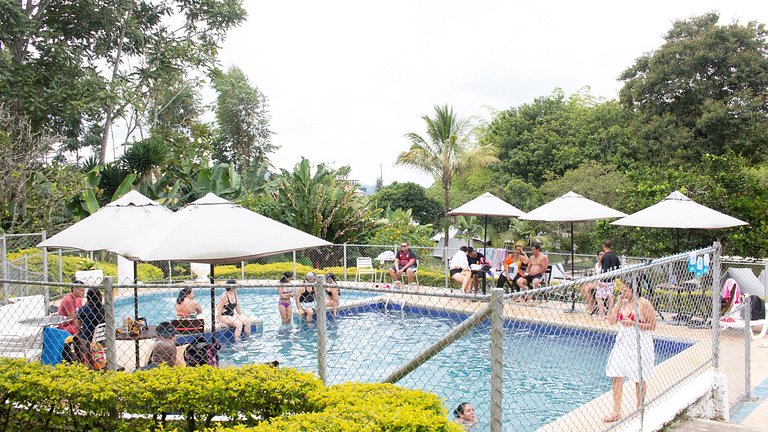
left=367, top=207, right=433, bottom=247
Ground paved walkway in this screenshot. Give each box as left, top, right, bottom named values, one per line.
left=669, top=337, right=768, bottom=431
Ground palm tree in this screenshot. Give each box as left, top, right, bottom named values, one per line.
left=397, top=104, right=498, bottom=246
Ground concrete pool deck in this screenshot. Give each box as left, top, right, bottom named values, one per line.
left=374, top=286, right=766, bottom=431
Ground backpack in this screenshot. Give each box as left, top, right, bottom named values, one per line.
left=62, top=335, right=106, bottom=371
left=184, top=337, right=220, bottom=367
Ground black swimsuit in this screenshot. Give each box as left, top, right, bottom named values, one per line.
left=222, top=293, right=237, bottom=316
left=299, top=287, right=315, bottom=304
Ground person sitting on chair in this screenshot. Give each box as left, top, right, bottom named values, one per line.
left=516, top=244, right=549, bottom=302
left=59, top=281, right=85, bottom=334
left=467, top=248, right=489, bottom=294
left=449, top=246, right=473, bottom=294
left=148, top=322, right=179, bottom=367
left=497, top=244, right=528, bottom=293
left=77, top=288, right=105, bottom=344
left=389, top=241, right=418, bottom=286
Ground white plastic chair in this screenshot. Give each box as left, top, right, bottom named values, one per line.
left=356, top=257, right=377, bottom=283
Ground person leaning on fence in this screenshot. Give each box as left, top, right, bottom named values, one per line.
left=453, top=402, right=478, bottom=429
left=390, top=241, right=418, bottom=285
left=603, top=279, right=657, bottom=423
left=58, top=280, right=85, bottom=334
left=217, top=280, right=252, bottom=342
left=449, top=246, right=473, bottom=294
left=516, top=244, right=549, bottom=302
left=295, top=272, right=317, bottom=324
left=148, top=321, right=179, bottom=367
left=175, top=287, right=202, bottom=318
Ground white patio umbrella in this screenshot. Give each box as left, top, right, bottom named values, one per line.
left=110, top=193, right=331, bottom=263
left=110, top=193, right=331, bottom=343
left=611, top=191, right=748, bottom=250
left=38, top=189, right=172, bottom=251
left=521, top=191, right=626, bottom=311
left=37, top=190, right=172, bottom=369
left=447, top=192, right=524, bottom=251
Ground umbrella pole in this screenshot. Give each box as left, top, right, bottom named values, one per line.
left=133, top=261, right=140, bottom=369
left=675, top=228, right=680, bottom=253
left=210, top=264, right=217, bottom=346
left=567, top=223, right=578, bottom=313
left=483, top=215, right=488, bottom=295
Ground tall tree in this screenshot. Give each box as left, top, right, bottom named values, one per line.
left=619, top=13, right=768, bottom=167
left=0, top=0, right=247, bottom=161
left=212, top=66, right=275, bottom=171
left=397, top=105, right=498, bottom=247
left=373, top=182, right=442, bottom=226
left=480, top=89, right=633, bottom=187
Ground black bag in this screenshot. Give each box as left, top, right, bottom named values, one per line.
left=751, top=296, right=766, bottom=320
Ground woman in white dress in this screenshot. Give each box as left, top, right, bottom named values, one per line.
left=603, top=279, right=657, bottom=422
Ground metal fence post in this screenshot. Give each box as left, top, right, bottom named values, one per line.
left=293, top=251, right=297, bottom=280
left=343, top=243, right=347, bottom=281
left=490, top=288, right=504, bottom=432
left=1, top=235, right=6, bottom=304
left=42, top=231, right=49, bottom=311
left=103, top=277, right=117, bottom=371
left=241, top=261, right=245, bottom=281
left=744, top=295, right=751, bottom=400
left=58, top=249, right=63, bottom=288
left=711, top=241, right=722, bottom=371
left=169, top=261, right=173, bottom=284
left=23, top=255, right=28, bottom=295
left=316, top=276, right=327, bottom=384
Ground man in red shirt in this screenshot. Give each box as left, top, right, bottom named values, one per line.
left=58, top=281, right=85, bottom=334
left=389, top=241, right=418, bottom=285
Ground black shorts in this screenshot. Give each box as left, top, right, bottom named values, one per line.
left=450, top=268, right=463, bottom=277
left=524, top=274, right=544, bottom=284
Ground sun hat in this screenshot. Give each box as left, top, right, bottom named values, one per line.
left=156, top=321, right=176, bottom=338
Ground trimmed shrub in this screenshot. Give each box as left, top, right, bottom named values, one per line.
left=0, top=359, right=458, bottom=431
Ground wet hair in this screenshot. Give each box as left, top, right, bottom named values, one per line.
left=453, top=402, right=470, bottom=418
left=459, top=246, right=468, bottom=252
left=177, top=287, right=193, bottom=304
left=225, top=279, right=237, bottom=291
left=279, top=271, right=293, bottom=283
left=85, top=288, right=102, bottom=309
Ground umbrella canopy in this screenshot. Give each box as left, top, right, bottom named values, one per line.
left=520, top=191, right=626, bottom=311
left=520, top=191, right=627, bottom=222
left=447, top=192, right=524, bottom=218
left=611, top=191, right=748, bottom=229
left=109, top=193, right=331, bottom=264
left=447, top=192, right=524, bottom=252
left=38, top=190, right=172, bottom=251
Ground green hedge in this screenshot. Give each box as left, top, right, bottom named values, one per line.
left=5, top=248, right=164, bottom=283
left=0, top=359, right=460, bottom=432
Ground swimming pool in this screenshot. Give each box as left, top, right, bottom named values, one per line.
left=115, top=288, right=692, bottom=431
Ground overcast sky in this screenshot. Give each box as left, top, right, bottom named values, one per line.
left=217, top=1, right=768, bottom=187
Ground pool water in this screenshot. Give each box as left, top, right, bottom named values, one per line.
left=115, top=288, right=691, bottom=431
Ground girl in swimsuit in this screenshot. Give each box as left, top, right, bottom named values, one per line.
left=603, top=279, right=657, bottom=423
left=325, top=272, right=340, bottom=318
left=217, top=280, right=252, bottom=343
left=296, top=272, right=317, bottom=324
left=277, top=271, right=294, bottom=324
left=175, top=287, right=202, bottom=318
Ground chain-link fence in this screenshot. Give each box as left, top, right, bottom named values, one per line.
left=0, top=241, right=754, bottom=431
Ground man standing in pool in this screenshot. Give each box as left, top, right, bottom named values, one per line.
left=389, top=241, right=418, bottom=286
